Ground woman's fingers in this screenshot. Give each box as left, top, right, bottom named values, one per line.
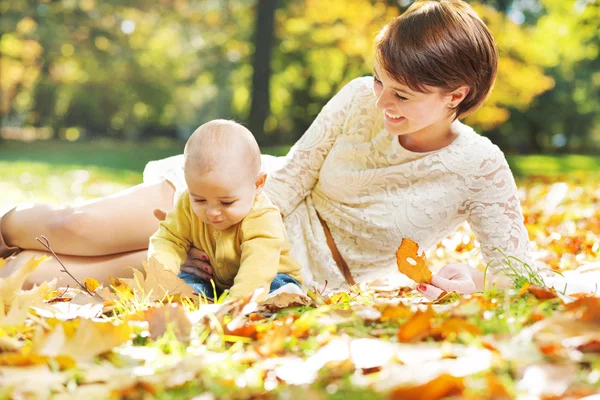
left=416, top=283, right=445, bottom=301
left=431, top=274, right=476, bottom=294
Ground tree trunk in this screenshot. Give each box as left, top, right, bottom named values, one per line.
left=248, top=0, right=277, bottom=145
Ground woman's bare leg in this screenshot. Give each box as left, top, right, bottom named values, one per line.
left=1, top=180, right=175, bottom=256
left=1, top=249, right=147, bottom=288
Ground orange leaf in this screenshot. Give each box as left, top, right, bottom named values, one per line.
left=379, top=304, right=413, bottom=322
left=388, top=373, right=464, bottom=400
left=564, top=297, right=600, bottom=322
left=432, top=318, right=482, bottom=340
left=397, top=306, right=435, bottom=343
left=527, top=285, right=557, bottom=300
left=396, top=238, right=431, bottom=284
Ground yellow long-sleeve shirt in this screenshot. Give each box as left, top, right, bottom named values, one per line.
left=148, top=191, right=302, bottom=300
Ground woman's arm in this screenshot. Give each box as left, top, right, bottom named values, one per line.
left=464, top=148, right=534, bottom=282
left=264, top=78, right=366, bottom=217
left=421, top=147, right=533, bottom=298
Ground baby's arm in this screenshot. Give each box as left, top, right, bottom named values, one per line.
left=148, top=193, right=194, bottom=274
left=228, top=208, right=284, bottom=300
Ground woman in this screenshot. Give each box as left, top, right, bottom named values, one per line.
left=0, top=0, right=532, bottom=300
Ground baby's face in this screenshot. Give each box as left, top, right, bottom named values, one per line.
left=185, top=165, right=259, bottom=231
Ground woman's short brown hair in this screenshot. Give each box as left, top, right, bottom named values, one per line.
left=375, top=0, right=498, bottom=120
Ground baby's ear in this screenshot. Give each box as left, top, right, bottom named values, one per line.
left=255, top=172, right=267, bottom=192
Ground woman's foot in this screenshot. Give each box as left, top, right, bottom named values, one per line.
left=0, top=208, right=21, bottom=259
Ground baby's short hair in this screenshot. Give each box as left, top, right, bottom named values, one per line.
left=184, top=120, right=261, bottom=177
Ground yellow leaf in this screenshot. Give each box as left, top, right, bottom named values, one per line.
left=396, top=238, right=432, bottom=284
left=83, top=277, right=101, bottom=292
left=34, top=319, right=132, bottom=361
left=0, top=256, right=50, bottom=307
left=119, top=258, right=196, bottom=301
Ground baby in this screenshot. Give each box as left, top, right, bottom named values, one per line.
left=148, top=119, right=302, bottom=301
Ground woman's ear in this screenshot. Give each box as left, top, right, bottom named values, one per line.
left=255, top=172, right=267, bottom=193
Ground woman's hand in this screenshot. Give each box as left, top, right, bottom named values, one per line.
left=416, top=263, right=484, bottom=301
left=180, top=247, right=214, bottom=281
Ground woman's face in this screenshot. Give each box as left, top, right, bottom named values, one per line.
left=372, top=64, right=454, bottom=137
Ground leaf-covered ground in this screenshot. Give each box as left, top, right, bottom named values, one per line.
left=0, top=166, right=599, bottom=399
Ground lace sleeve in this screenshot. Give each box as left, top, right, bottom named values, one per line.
left=465, top=149, right=535, bottom=276
left=264, top=78, right=364, bottom=217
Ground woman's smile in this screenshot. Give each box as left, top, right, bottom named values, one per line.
left=384, top=110, right=406, bottom=123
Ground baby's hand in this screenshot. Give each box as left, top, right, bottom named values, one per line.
left=180, top=247, right=214, bottom=281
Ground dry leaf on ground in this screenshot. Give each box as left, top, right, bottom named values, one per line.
left=119, top=258, right=196, bottom=301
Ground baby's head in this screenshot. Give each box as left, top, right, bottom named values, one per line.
left=184, top=119, right=266, bottom=230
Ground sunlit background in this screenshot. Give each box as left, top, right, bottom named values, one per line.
left=1, top=0, right=599, bottom=209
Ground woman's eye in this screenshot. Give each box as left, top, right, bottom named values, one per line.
left=395, top=94, right=408, bottom=101
left=373, top=76, right=382, bottom=85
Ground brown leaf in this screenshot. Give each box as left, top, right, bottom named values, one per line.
left=397, top=306, right=435, bottom=343
left=396, top=238, right=431, bottom=284
left=258, top=292, right=313, bottom=313
left=144, top=303, right=192, bottom=341
left=388, top=373, right=464, bottom=400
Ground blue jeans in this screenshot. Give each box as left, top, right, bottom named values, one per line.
left=178, top=272, right=301, bottom=299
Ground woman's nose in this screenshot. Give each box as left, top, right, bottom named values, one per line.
left=375, top=90, right=392, bottom=110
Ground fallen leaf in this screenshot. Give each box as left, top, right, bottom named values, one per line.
left=432, top=318, right=482, bottom=340
left=119, top=258, right=196, bottom=301
left=144, top=303, right=192, bottom=341
left=396, top=238, right=431, bottom=284
left=564, top=296, right=600, bottom=322
left=34, top=318, right=132, bottom=361
left=258, top=292, right=313, bottom=313
left=0, top=281, right=54, bottom=326
left=0, top=256, right=50, bottom=308
left=528, top=285, right=557, bottom=300
left=388, top=373, right=464, bottom=400
left=83, top=277, right=101, bottom=292
left=397, top=306, right=435, bottom=343
left=379, top=304, right=413, bottom=321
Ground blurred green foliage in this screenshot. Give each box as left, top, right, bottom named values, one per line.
left=1, top=0, right=598, bottom=152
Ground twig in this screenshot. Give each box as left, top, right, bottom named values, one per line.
left=36, top=235, right=105, bottom=301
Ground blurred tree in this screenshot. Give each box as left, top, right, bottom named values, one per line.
left=487, top=0, right=600, bottom=152
left=0, top=0, right=597, bottom=152
left=248, top=0, right=277, bottom=144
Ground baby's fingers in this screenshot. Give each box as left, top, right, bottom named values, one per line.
left=180, top=265, right=212, bottom=281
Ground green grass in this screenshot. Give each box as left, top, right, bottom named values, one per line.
left=0, top=139, right=290, bottom=173
left=506, top=154, right=600, bottom=177
left=1, top=139, right=598, bottom=178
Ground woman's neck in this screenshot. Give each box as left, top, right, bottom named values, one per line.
left=398, top=119, right=458, bottom=153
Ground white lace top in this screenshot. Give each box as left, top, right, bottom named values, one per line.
left=263, top=77, right=533, bottom=290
